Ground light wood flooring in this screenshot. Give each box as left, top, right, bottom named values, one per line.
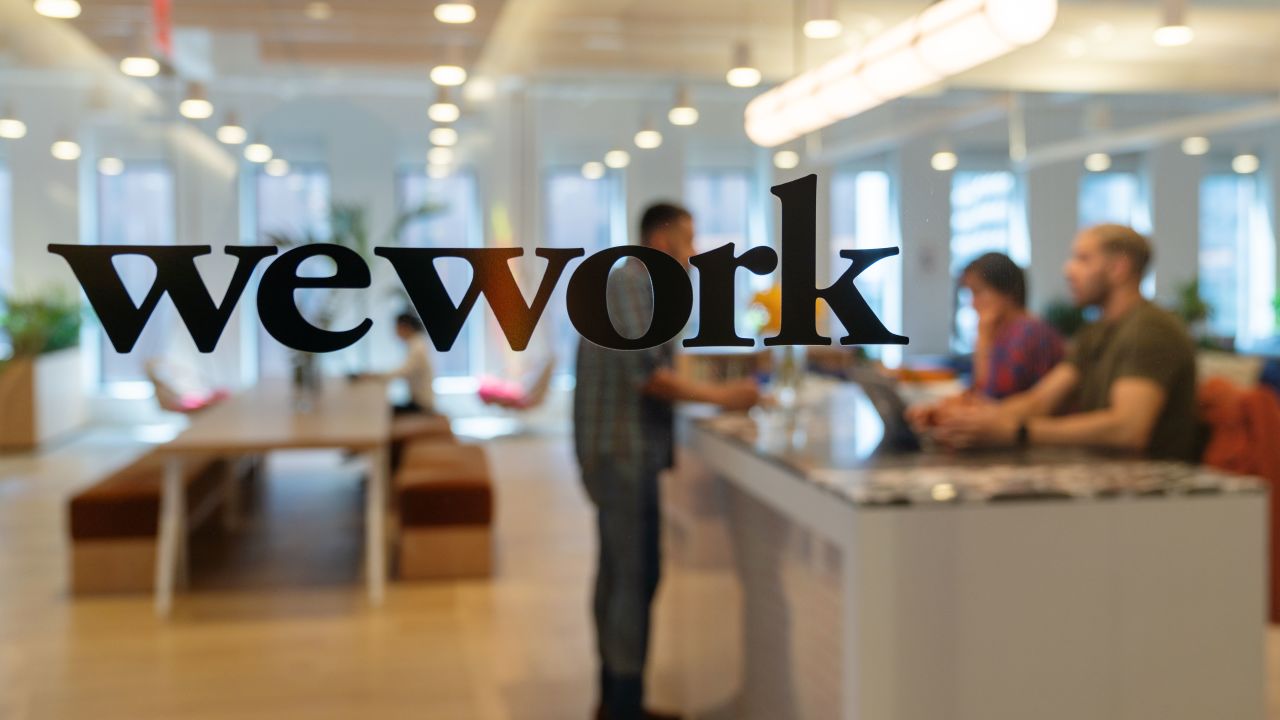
left=0, top=432, right=1277, bottom=719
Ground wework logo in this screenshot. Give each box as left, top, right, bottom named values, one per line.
left=50, top=174, right=907, bottom=353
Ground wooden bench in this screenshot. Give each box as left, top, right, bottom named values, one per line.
left=389, top=413, right=455, bottom=472
left=67, top=451, right=243, bottom=594
left=394, top=441, right=493, bottom=580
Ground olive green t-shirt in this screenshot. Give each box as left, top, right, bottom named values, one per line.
left=1064, top=301, right=1198, bottom=461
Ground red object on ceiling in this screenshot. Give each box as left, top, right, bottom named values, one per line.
left=152, top=0, right=173, bottom=59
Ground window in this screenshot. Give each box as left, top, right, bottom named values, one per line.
left=398, top=169, right=481, bottom=377
left=544, top=170, right=617, bottom=373
left=0, top=163, right=10, bottom=295
left=831, top=169, right=901, bottom=363
left=950, top=170, right=1022, bottom=351
left=97, top=163, right=176, bottom=388
left=255, top=165, right=331, bottom=378
left=1079, top=170, right=1155, bottom=295
left=1200, top=171, right=1276, bottom=346
left=686, top=170, right=758, bottom=337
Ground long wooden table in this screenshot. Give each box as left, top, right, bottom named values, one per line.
left=152, top=380, right=392, bottom=617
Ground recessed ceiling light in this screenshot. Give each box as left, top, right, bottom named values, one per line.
left=1181, top=136, right=1210, bottom=156
left=304, top=1, right=332, bottom=21
left=51, top=139, right=81, bottom=161
left=1084, top=153, right=1112, bottom=172
left=604, top=149, right=631, bottom=169
left=930, top=151, right=958, bottom=172
left=803, top=19, right=843, bottom=40
left=434, top=2, right=475, bottom=24
left=33, top=0, right=80, bottom=19
left=244, top=142, right=273, bottom=163
left=429, top=127, right=459, bottom=147
left=120, top=56, right=160, bottom=77
left=1232, top=153, right=1260, bottom=175
left=98, top=157, right=125, bottom=176
left=773, top=150, right=800, bottom=170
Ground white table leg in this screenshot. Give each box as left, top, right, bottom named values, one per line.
left=155, top=455, right=186, bottom=618
left=364, top=447, right=388, bottom=606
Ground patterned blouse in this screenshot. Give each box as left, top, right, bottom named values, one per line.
left=977, top=315, right=1065, bottom=399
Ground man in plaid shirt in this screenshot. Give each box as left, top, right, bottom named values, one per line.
left=574, top=203, right=759, bottom=720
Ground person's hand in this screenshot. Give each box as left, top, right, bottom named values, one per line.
left=716, top=378, right=761, bottom=412
left=905, top=402, right=940, bottom=433
left=931, top=404, right=1019, bottom=449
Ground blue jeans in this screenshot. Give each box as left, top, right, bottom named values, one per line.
left=582, top=466, right=662, bottom=720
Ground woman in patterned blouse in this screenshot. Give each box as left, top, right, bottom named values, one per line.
left=962, top=252, right=1065, bottom=399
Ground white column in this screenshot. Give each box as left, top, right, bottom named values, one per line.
left=893, top=142, right=952, bottom=357
left=1145, top=143, right=1202, bottom=306
left=1022, top=159, right=1081, bottom=315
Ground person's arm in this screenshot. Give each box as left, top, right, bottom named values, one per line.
left=934, top=376, right=1165, bottom=451
left=643, top=367, right=758, bottom=410
left=992, top=362, right=1080, bottom=422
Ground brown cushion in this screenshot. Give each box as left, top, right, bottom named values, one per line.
left=396, top=444, right=492, bottom=527
left=399, top=442, right=489, bottom=480
left=399, top=480, right=493, bottom=527
left=390, top=413, right=454, bottom=443
left=69, top=452, right=224, bottom=540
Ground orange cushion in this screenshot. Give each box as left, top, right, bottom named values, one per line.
left=69, top=452, right=224, bottom=540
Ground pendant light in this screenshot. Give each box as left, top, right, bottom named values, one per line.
left=179, top=82, right=214, bottom=120
left=745, top=0, right=1059, bottom=147
left=244, top=140, right=273, bottom=163
left=668, top=86, right=699, bottom=126
left=428, top=87, right=461, bottom=123
left=773, top=150, right=800, bottom=170
left=726, top=42, right=762, bottom=88
left=98, top=157, right=125, bottom=176
left=803, top=0, right=843, bottom=39
left=429, top=127, right=459, bottom=147
left=581, top=162, right=605, bottom=180
left=634, top=117, right=663, bottom=150
left=604, top=149, right=631, bottom=169
left=119, top=25, right=161, bottom=77
left=0, top=106, right=27, bottom=140
left=1084, top=153, right=1112, bottom=173
left=216, top=113, right=248, bottom=145
left=1153, top=0, right=1194, bottom=47
left=434, top=1, right=475, bottom=24
left=1232, top=153, right=1260, bottom=175
left=428, top=146, right=454, bottom=165
left=1181, top=136, right=1210, bottom=156
left=33, top=0, right=80, bottom=19
left=265, top=158, right=291, bottom=177
left=51, top=134, right=81, bottom=161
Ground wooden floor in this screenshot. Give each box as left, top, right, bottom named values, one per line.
left=0, top=432, right=1277, bottom=719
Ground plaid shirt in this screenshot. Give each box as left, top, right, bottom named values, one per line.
left=573, top=259, right=676, bottom=477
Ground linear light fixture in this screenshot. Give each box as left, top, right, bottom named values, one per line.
left=745, top=0, right=1059, bottom=147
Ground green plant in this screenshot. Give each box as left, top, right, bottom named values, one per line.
left=0, top=292, right=82, bottom=359
left=263, top=201, right=444, bottom=330
left=1174, top=279, right=1211, bottom=328
left=1042, top=299, right=1086, bottom=339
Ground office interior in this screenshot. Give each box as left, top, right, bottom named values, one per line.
left=1, top=0, right=1279, bottom=718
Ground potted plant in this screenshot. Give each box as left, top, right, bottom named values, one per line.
left=0, top=292, right=86, bottom=450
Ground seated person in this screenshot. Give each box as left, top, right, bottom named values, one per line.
left=915, top=224, right=1198, bottom=462
left=961, top=252, right=1064, bottom=399
left=356, top=311, right=435, bottom=415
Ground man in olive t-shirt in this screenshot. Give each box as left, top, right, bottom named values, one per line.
left=924, top=224, right=1199, bottom=461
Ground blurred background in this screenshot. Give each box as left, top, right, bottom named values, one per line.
left=0, top=0, right=1278, bottom=718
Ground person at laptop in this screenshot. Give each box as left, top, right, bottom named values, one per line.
left=915, top=224, right=1197, bottom=461
left=960, top=252, right=1064, bottom=399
